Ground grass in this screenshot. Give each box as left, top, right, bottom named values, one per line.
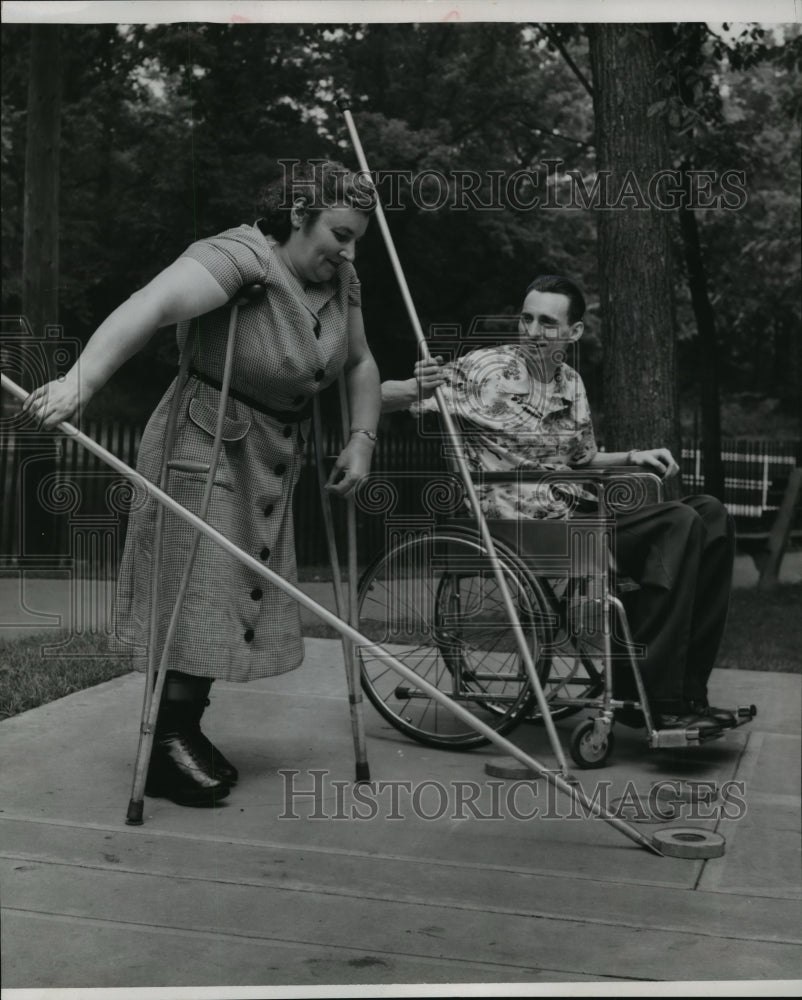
left=0, top=585, right=799, bottom=722
left=717, top=583, right=802, bottom=673
left=0, top=632, right=133, bottom=721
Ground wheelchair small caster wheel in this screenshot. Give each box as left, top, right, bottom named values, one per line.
left=570, top=718, right=615, bottom=769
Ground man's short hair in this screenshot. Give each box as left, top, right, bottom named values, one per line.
left=525, top=275, right=586, bottom=325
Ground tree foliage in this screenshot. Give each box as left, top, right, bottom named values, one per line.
left=1, top=20, right=798, bottom=437
left=656, top=23, right=801, bottom=433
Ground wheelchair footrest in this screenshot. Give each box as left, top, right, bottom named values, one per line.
left=650, top=704, right=757, bottom=746
left=649, top=726, right=723, bottom=749
left=727, top=705, right=758, bottom=730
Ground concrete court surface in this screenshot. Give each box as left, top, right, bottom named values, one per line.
left=1, top=614, right=801, bottom=996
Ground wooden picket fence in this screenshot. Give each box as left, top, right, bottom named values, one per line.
left=1, top=417, right=800, bottom=572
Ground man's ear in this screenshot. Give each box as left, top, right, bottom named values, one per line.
left=567, top=321, right=584, bottom=342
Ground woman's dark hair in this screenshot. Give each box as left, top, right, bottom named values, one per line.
left=256, top=159, right=376, bottom=243
left=524, top=274, right=587, bottom=325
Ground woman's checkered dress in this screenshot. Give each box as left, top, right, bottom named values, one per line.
left=114, top=225, right=360, bottom=682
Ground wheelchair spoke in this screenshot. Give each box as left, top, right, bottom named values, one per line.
left=357, top=532, right=544, bottom=748
left=523, top=576, right=606, bottom=722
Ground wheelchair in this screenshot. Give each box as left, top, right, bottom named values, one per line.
left=356, top=468, right=756, bottom=768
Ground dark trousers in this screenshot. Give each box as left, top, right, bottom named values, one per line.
left=613, top=495, right=735, bottom=708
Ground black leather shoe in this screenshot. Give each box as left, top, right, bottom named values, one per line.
left=184, top=697, right=239, bottom=784
left=146, top=732, right=231, bottom=807
left=688, top=700, right=737, bottom=728
left=183, top=725, right=239, bottom=785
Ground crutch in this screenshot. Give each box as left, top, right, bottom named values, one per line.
left=337, top=98, right=572, bottom=776
left=336, top=374, right=365, bottom=763
left=1, top=370, right=662, bottom=853
left=135, top=317, right=197, bottom=797
left=126, top=282, right=265, bottom=825
left=311, top=386, right=371, bottom=781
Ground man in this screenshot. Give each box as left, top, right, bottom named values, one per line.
left=381, top=274, right=738, bottom=735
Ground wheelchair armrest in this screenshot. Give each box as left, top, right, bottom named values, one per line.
left=476, top=467, right=665, bottom=508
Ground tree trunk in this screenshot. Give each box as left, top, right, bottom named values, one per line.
left=23, top=24, right=61, bottom=346
left=678, top=179, right=726, bottom=499
left=653, top=23, right=725, bottom=501
left=21, top=24, right=62, bottom=559
left=587, top=24, right=681, bottom=494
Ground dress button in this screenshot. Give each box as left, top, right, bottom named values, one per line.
left=283, top=425, right=293, bottom=438
left=293, top=395, right=305, bottom=406
left=314, top=369, right=325, bottom=381
left=250, top=588, right=263, bottom=601
left=275, top=463, right=287, bottom=476
left=260, top=547, right=270, bottom=560
left=244, top=629, right=255, bottom=642
left=263, top=504, right=274, bottom=517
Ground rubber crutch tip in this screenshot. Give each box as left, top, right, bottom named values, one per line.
left=233, top=282, right=266, bottom=307
left=125, top=799, right=145, bottom=826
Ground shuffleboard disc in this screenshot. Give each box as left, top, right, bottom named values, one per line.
left=652, top=827, right=726, bottom=859
left=653, top=781, right=719, bottom=804
left=484, top=757, right=539, bottom=780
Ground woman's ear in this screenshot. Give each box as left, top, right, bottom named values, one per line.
left=289, top=198, right=308, bottom=230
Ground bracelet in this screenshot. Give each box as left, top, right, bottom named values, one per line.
left=627, top=449, right=639, bottom=465
left=351, top=427, right=377, bottom=443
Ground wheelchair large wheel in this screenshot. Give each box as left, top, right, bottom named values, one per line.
left=357, top=530, right=553, bottom=749
left=524, top=576, right=606, bottom=724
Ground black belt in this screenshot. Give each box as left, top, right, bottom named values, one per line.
left=187, top=368, right=312, bottom=423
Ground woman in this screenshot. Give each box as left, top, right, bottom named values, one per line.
left=24, top=160, right=381, bottom=807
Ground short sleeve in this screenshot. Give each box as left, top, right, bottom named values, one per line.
left=410, top=392, right=439, bottom=416
left=565, top=372, right=598, bottom=466
left=410, top=358, right=460, bottom=416
left=411, top=350, right=501, bottom=420
left=181, top=228, right=266, bottom=299
left=340, top=260, right=361, bottom=307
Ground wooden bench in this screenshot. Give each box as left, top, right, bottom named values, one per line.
left=744, top=467, right=802, bottom=590
left=681, top=444, right=801, bottom=589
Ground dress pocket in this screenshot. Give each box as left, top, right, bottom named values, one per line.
left=188, top=397, right=251, bottom=441
left=167, top=398, right=252, bottom=491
